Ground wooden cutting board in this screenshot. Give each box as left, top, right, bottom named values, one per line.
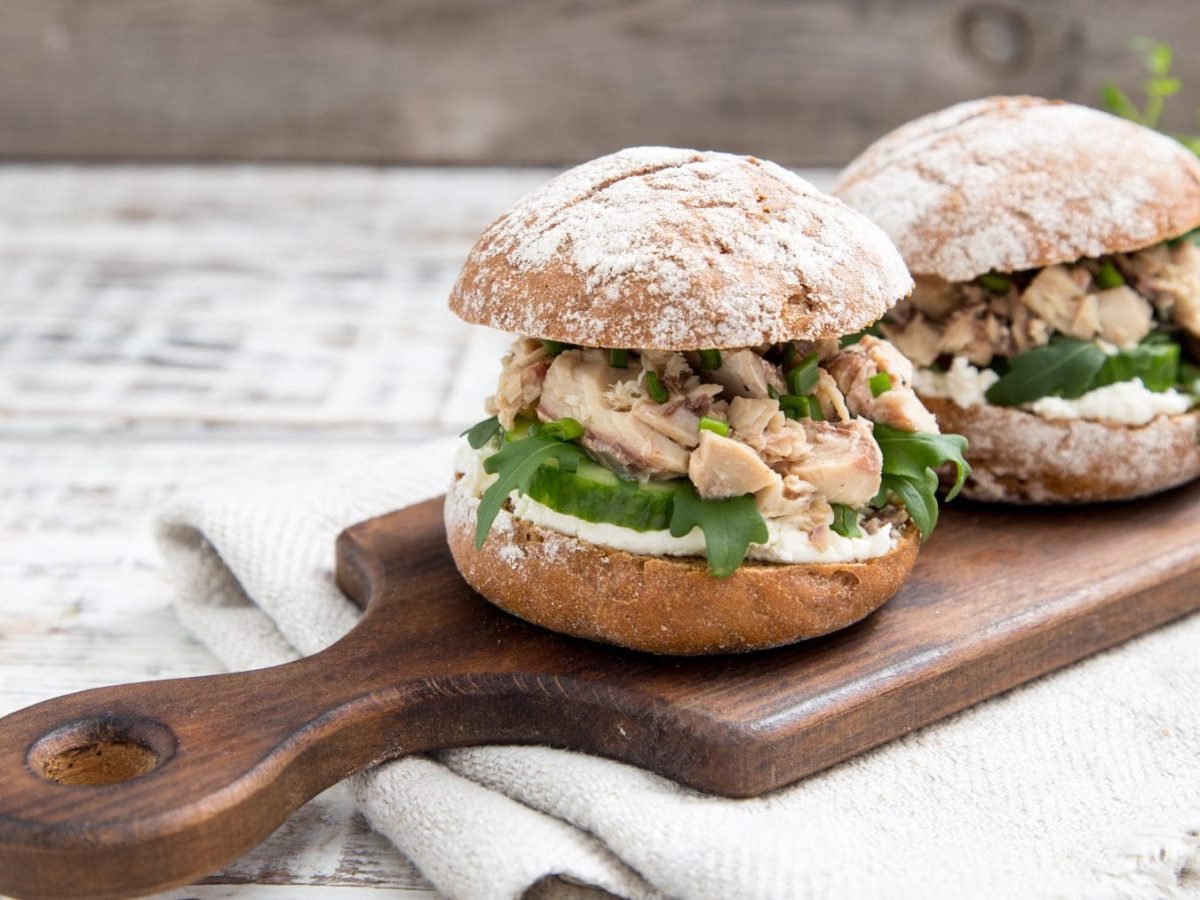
left=1, top=485, right=1199, bottom=899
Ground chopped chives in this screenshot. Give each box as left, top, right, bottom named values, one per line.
left=644, top=370, right=669, bottom=403
left=698, top=416, right=730, bottom=437
left=542, top=417, right=584, bottom=441
left=779, top=342, right=798, bottom=368
left=697, top=348, right=722, bottom=370
left=1096, top=259, right=1126, bottom=289
left=767, top=385, right=779, bottom=400
left=869, top=371, right=893, bottom=397
left=542, top=339, right=571, bottom=355
left=976, top=273, right=1012, bottom=293
left=787, top=352, right=820, bottom=396
left=609, top=348, right=629, bottom=368
left=806, top=395, right=825, bottom=421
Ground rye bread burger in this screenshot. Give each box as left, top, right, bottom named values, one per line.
left=446, top=147, right=968, bottom=655
left=835, top=96, right=1200, bottom=503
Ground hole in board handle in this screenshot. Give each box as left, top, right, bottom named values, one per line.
left=28, top=716, right=177, bottom=786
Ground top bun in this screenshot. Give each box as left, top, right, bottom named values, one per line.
left=834, top=96, right=1200, bottom=282
left=449, top=147, right=912, bottom=349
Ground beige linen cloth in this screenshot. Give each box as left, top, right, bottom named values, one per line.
left=157, top=438, right=1200, bottom=900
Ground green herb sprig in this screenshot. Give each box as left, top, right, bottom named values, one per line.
left=668, top=487, right=768, bottom=577
left=985, top=337, right=1107, bottom=406
left=830, top=504, right=863, bottom=539
left=1102, top=38, right=1200, bottom=156
left=475, top=421, right=586, bottom=548
left=871, top=424, right=970, bottom=540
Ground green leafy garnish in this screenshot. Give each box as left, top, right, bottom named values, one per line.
left=1096, top=259, right=1126, bottom=289
left=1092, top=340, right=1180, bottom=392
left=869, top=372, right=892, bottom=397
left=830, top=504, right=862, bottom=539
left=476, top=424, right=586, bottom=548
left=976, top=273, right=1012, bottom=293
left=985, top=337, right=1107, bottom=406
left=1102, top=38, right=1200, bottom=154
left=698, top=349, right=722, bottom=370
left=871, top=424, right=970, bottom=539
left=669, top=487, right=768, bottom=578
left=698, top=416, right=730, bottom=437
left=462, top=416, right=502, bottom=449
left=609, top=348, right=629, bottom=369
left=644, top=370, right=668, bottom=403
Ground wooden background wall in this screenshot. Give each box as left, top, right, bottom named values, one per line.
left=0, top=0, right=1197, bottom=166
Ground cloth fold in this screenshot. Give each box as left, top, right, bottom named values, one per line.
left=157, top=439, right=1200, bottom=899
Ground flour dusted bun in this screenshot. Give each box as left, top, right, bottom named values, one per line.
left=923, top=398, right=1200, bottom=503
left=449, top=147, right=913, bottom=350
left=834, top=97, right=1200, bottom=282
left=444, top=475, right=919, bottom=655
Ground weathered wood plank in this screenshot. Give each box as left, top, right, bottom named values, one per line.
left=0, top=0, right=1196, bottom=165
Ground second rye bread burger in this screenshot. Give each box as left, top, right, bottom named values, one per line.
left=835, top=96, right=1200, bottom=503
left=446, top=147, right=968, bottom=655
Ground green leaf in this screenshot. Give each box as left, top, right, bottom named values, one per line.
left=985, top=337, right=1107, bottom=406
left=462, top=416, right=501, bottom=449
left=872, top=423, right=971, bottom=503
left=1101, top=82, right=1141, bottom=122
left=669, top=487, right=768, bottom=578
left=880, top=469, right=941, bottom=540
left=1092, top=340, right=1180, bottom=393
left=476, top=432, right=585, bottom=548
left=830, top=504, right=862, bottom=539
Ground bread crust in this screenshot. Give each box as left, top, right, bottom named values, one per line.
left=923, top=396, right=1200, bottom=503
left=449, top=147, right=912, bottom=350
left=444, top=475, right=919, bottom=655
left=834, top=97, right=1200, bottom=282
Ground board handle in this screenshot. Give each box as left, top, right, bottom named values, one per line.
left=0, top=639, right=445, bottom=900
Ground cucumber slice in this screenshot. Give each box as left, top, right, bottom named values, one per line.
left=1091, top=340, right=1180, bottom=393
left=523, top=462, right=683, bottom=532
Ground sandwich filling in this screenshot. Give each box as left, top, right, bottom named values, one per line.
left=461, top=335, right=968, bottom=576
left=883, top=238, right=1200, bottom=424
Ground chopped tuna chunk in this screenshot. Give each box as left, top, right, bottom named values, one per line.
left=490, top=337, right=551, bottom=429
left=825, top=337, right=939, bottom=434
left=787, top=419, right=883, bottom=507
left=703, top=348, right=786, bottom=399
left=688, top=429, right=778, bottom=499
left=1020, top=265, right=1098, bottom=340
left=1095, top=286, right=1154, bottom=347
left=538, top=350, right=690, bottom=479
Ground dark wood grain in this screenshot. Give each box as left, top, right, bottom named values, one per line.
left=2, top=485, right=1199, bottom=899
left=2, top=0, right=1198, bottom=165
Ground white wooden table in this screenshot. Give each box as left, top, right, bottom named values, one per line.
left=0, top=162, right=834, bottom=898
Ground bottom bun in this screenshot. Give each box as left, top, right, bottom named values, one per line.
left=923, top=396, right=1200, bottom=504
left=444, top=475, right=919, bottom=655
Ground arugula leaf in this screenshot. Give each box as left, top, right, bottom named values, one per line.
left=476, top=431, right=585, bottom=549
left=669, top=486, right=768, bottom=578
left=1092, top=340, right=1180, bottom=393
left=462, top=416, right=502, bottom=450
left=985, top=337, right=1107, bottom=406
left=830, top=504, right=862, bottom=539
left=870, top=424, right=971, bottom=539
